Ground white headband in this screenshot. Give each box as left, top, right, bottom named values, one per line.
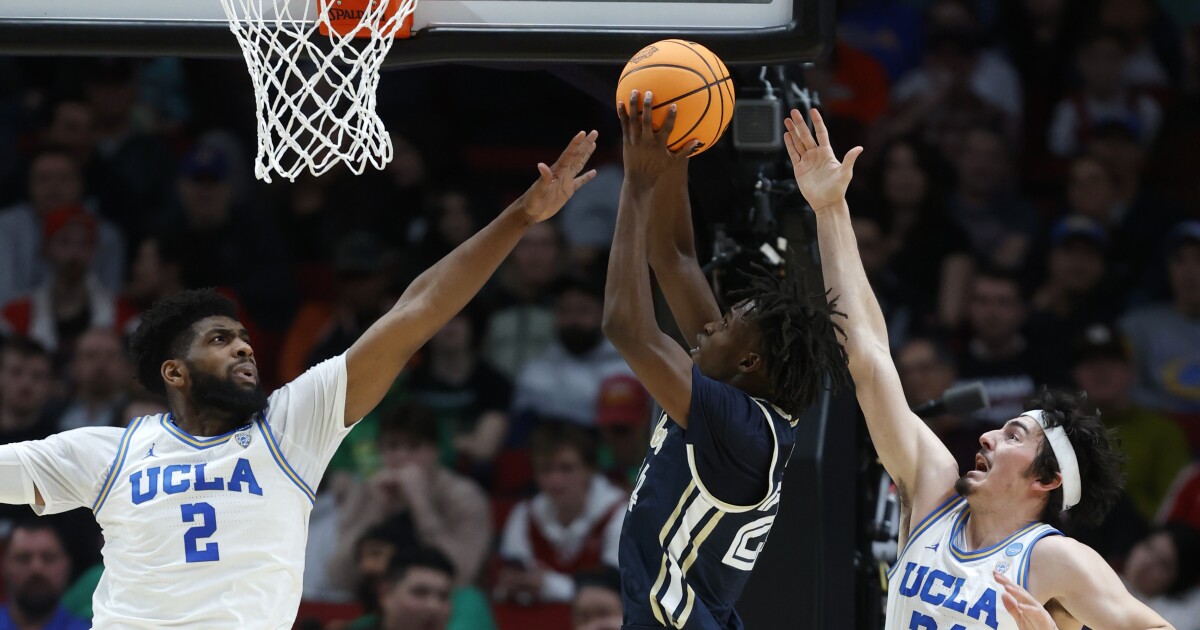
left=1021, top=410, right=1081, bottom=511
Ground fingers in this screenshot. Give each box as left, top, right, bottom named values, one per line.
left=811, top=108, right=830, bottom=148
left=783, top=132, right=800, bottom=164
left=787, top=109, right=817, bottom=151
left=573, top=168, right=598, bottom=191
left=678, top=138, right=701, bottom=157
left=661, top=103, right=679, bottom=138
left=843, top=146, right=864, bottom=171
left=642, top=90, right=654, bottom=128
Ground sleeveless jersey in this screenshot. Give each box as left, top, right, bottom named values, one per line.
left=885, top=495, right=1062, bottom=630
left=619, top=366, right=796, bottom=630
left=10, top=355, right=353, bottom=629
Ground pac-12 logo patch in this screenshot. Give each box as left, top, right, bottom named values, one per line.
left=235, top=432, right=252, bottom=448
left=994, top=560, right=1011, bottom=574
left=1004, top=542, right=1023, bottom=557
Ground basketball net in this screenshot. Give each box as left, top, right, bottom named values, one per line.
left=218, top=0, right=417, bottom=182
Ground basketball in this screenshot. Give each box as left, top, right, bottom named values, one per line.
left=616, top=39, right=735, bottom=156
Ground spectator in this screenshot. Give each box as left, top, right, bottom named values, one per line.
left=1, top=207, right=117, bottom=363
left=1027, top=216, right=1123, bottom=384
left=1122, top=523, right=1200, bottom=628
left=481, top=221, right=564, bottom=379
left=850, top=211, right=916, bottom=350
left=864, top=136, right=972, bottom=330
left=1049, top=29, right=1163, bottom=156
left=83, top=58, right=175, bottom=245
left=0, top=521, right=89, bottom=630
left=510, top=275, right=631, bottom=429
left=111, top=392, right=168, bottom=428
left=56, top=328, right=130, bottom=432
left=1097, top=0, right=1179, bottom=89
left=43, top=101, right=97, bottom=177
left=347, top=546, right=496, bottom=630
left=1121, top=221, right=1200, bottom=415
left=558, top=163, right=622, bottom=270
left=1083, top=123, right=1186, bottom=302
left=0, top=147, right=124, bottom=305
left=409, top=189, right=481, bottom=274
left=999, top=0, right=1086, bottom=158
left=895, top=336, right=977, bottom=473
left=278, top=231, right=394, bottom=383
left=0, top=338, right=56, bottom=444
left=164, top=145, right=296, bottom=330
left=888, top=0, right=1023, bottom=147
left=1071, top=323, right=1190, bottom=521
left=572, top=567, right=623, bottom=630
left=594, top=374, right=652, bottom=490
left=804, top=39, right=891, bottom=134
left=495, top=422, right=625, bottom=605
left=945, top=125, right=1040, bottom=269
left=955, top=269, right=1045, bottom=426
left=328, top=402, right=491, bottom=590
left=408, top=308, right=512, bottom=470
left=115, top=234, right=186, bottom=337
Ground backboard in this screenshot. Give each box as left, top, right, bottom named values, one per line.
left=0, top=0, right=830, bottom=66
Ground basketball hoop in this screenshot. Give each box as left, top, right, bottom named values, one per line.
left=218, top=0, right=416, bottom=182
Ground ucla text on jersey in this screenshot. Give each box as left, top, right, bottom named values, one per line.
left=885, top=495, right=1062, bottom=630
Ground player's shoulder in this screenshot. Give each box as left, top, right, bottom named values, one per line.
left=1028, top=534, right=1101, bottom=576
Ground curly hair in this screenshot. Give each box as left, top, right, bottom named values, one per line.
left=128, top=289, right=239, bottom=396
left=728, top=254, right=851, bottom=417
left=1024, top=388, right=1125, bottom=529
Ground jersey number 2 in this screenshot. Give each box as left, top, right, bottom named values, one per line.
left=182, top=502, right=220, bottom=563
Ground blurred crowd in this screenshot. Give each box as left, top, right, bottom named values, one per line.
left=0, top=0, right=1197, bottom=628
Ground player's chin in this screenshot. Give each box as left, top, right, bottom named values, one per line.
left=954, top=472, right=982, bottom=496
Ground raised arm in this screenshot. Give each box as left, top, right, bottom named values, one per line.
left=644, top=159, right=721, bottom=343
left=343, top=131, right=598, bottom=425
left=602, top=92, right=698, bottom=426
left=787, top=109, right=959, bottom=530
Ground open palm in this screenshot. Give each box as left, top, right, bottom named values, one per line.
left=521, top=130, right=599, bottom=223
left=995, top=571, right=1058, bottom=630
left=783, top=108, right=862, bottom=212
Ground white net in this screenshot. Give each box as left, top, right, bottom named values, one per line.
left=218, top=0, right=417, bottom=182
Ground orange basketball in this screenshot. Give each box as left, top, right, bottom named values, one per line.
left=616, top=39, right=735, bottom=156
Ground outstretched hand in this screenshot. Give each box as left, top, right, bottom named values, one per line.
left=520, top=130, right=599, bottom=223
left=783, top=108, right=863, bottom=213
left=995, top=572, right=1059, bottom=630
left=617, top=90, right=699, bottom=184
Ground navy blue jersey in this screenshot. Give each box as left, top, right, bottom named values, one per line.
left=619, top=365, right=797, bottom=629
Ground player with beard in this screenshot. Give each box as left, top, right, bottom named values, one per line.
left=787, top=107, right=1171, bottom=629
left=0, top=130, right=599, bottom=628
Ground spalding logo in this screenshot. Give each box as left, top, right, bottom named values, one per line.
left=630, top=46, right=659, bottom=64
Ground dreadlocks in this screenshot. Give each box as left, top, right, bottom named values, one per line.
left=729, top=254, right=850, bottom=417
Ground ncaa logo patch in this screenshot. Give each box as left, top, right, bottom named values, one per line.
left=1005, top=542, right=1024, bottom=557
left=235, top=432, right=252, bottom=448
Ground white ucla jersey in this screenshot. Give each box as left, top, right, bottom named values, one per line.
left=10, top=355, right=354, bottom=629
left=886, top=495, right=1062, bottom=630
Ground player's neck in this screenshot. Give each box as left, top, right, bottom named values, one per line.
left=169, top=406, right=251, bottom=437
left=962, top=499, right=1041, bottom=551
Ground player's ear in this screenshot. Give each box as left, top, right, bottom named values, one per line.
left=161, top=359, right=187, bottom=390
left=738, top=352, right=763, bottom=373
left=1031, top=472, right=1063, bottom=494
